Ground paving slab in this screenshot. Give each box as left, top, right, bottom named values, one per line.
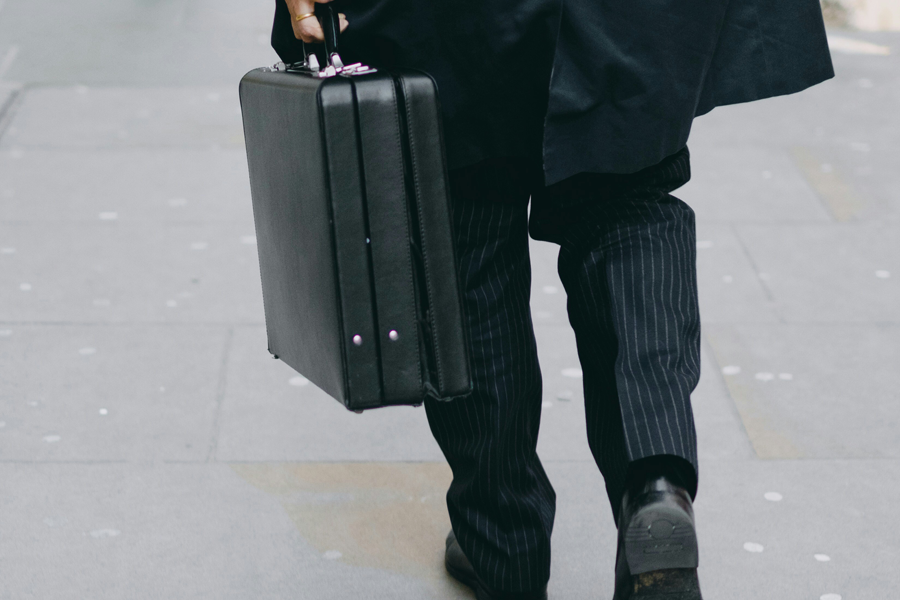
left=705, top=323, right=900, bottom=459
left=0, top=0, right=277, bottom=86
left=680, top=145, right=832, bottom=223
left=534, top=324, right=593, bottom=462
left=0, top=325, right=228, bottom=462
left=0, top=149, right=253, bottom=224
left=0, top=81, right=21, bottom=115
left=218, top=322, right=595, bottom=464
left=560, top=458, right=898, bottom=600
left=735, top=221, right=900, bottom=323
left=822, top=131, right=900, bottom=222
left=0, top=87, right=245, bottom=150
left=787, top=144, right=869, bottom=223
left=529, top=239, right=569, bottom=327
left=0, top=459, right=894, bottom=600
left=0, top=3, right=896, bottom=597
left=694, top=222, right=782, bottom=324
left=217, top=322, right=751, bottom=465
left=696, top=458, right=900, bottom=600
left=215, top=327, right=446, bottom=463
left=0, top=462, right=440, bottom=600
left=0, top=222, right=263, bottom=323
left=692, top=340, right=756, bottom=461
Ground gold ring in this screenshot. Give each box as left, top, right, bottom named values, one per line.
left=295, top=12, right=316, bottom=22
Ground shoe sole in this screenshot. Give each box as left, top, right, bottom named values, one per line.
left=623, top=503, right=699, bottom=575
left=627, top=569, right=702, bottom=599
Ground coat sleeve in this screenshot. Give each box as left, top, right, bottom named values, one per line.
left=271, top=0, right=308, bottom=65
left=695, top=0, right=834, bottom=115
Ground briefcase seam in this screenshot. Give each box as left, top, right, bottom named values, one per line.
left=320, top=81, right=363, bottom=406
left=400, top=76, right=445, bottom=392
left=388, top=79, right=425, bottom=394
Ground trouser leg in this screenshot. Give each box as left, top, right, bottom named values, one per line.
left=553, top=166, right=701, bottom=520
left=424, top=159, right=555, bottom=593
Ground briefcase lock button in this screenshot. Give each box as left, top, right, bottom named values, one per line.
left=389, top=330, right=400, bottom=342
left=352, top=335, right=363, bottom=346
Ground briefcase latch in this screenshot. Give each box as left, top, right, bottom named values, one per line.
left=272, top=58, right=376, bottom=78
left=288, top=44, right=377, bottom=78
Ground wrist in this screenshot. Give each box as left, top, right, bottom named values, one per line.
left=287, top=0, right=315, bottom=15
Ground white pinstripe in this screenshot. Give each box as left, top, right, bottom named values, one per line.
left=425, top=149, right=698, bottom=592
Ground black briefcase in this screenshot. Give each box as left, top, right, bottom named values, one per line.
left=238, top=7, right=471, bottom=411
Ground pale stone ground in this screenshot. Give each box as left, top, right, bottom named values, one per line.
left=1, top=2, right=898, bottom=599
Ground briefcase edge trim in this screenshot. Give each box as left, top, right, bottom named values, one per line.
left=396, top=70, right=474, bottom=400
left=317, top=78, right=392, bottom=410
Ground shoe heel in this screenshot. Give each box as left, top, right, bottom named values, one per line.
left=624, top=505, right=698, bottom=574
left=629, top=569, right=702, bottom=599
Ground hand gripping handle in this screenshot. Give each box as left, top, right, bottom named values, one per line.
left=315, top=3, right=344, bottom=72
left=289, top=5, right=373, bottom=77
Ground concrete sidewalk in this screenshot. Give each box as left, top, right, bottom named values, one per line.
left=1, top=2, right=898, bottom=598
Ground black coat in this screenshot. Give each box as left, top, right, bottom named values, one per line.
left=272, top=0, right=834, bottom=186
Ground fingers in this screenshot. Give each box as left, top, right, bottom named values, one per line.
left=293, top=17, right=322, bottom=44
left=288, top=0, right=347, bottom=44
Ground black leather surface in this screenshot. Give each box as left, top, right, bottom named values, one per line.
left=239, top=70, right=351, bottom=405
left=354, top=73, right=423, bottom=405
left=318, top=79, right=384, bottom=409
left=396, top=71, right=472, bottom=398
left=240, top=66, right=471, bottom=410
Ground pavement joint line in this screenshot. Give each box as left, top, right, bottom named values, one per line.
left=699, top=336, right=755, bottom=453
left=728, top=222, right=780, bottom=307
left=0, top=81, right=23, bottom=141
left=704, top=331, right=804, bottom=459
left=206, top=326, right=234, bottom=462
left=790, top=146, right=866, bottom=222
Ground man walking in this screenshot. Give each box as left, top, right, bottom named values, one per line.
left=271, top=1, right=834, bottom=597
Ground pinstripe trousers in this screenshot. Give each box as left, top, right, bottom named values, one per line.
left=424, top=147, right=700, bottom=594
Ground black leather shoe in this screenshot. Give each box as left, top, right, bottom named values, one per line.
left=444, top=531, right=549, bottom=600
left=612, top=475, right=702, bottom=600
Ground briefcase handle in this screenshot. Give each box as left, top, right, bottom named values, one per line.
left=315, top=3, right=342, bottom=70
left=286, top=4, right=376, bottom=77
